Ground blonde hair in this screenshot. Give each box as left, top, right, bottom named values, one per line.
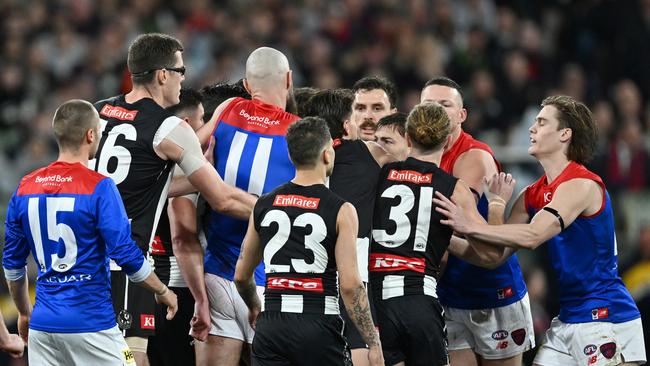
left=406, top=102, right=451, bottom=151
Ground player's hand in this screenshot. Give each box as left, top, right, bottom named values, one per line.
left=17, top=314, right=29, bottom=344
left=190, top=301, right=210, bottom=342
left=203, top=136, right=215, bottom=165
left=367, top=344, right=384, bottom=366
left=484, top=172, right=516, bottom=203
left=434, top=191, right=471, bottom=235
left=0, top=333, right=25, bottom=358
left=155, top=287, right=178, bottom=320
left=248, top=306, right=261, bottom=330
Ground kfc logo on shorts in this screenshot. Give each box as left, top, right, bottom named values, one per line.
left=599, top=342, right=617, bottom=359
left=591, top=307, right=609, bottom=320
left=511, top=328, right=526, bottom=346
left=387, top=169, right=432, bottom=184
left=491, top=330, right=508, bottom=340
left=140, top=314, right=155, bottom=330
left=497, top=286, right=513, bottom=300
left=583, top=344, right=597, bottom=356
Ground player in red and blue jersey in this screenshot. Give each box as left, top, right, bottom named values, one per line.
left=422, top=77, right=532, bottom=366
left=195, top=47, right=299, bottom=366
left=3, top=100, right=177, bottom=366
left=435, top=95, right=646, bottom=366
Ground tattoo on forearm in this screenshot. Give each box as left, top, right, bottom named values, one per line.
left=347, top=285, right=379, bottom=347
left=239, top=278, right=261, bottom=310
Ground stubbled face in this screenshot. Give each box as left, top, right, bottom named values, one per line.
left=375, top=126, right=408, bottom=161
left=420, top=84, right=465, bottom=137
left=162, top=51, right=185, bottom=107
left=528, top=105, right=567, bottom=158
left=351, top=89, right=394, bottom=141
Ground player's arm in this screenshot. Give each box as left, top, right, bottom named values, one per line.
left=0, top=311, right=24, bottom=358
left=365, top=140, right=396, bottom=167
left=441, top=178, right=598, bottom=250
left=168, top=194, right=210, bottom=341
left=156, top=121, right=256, bottom=220
left=336, top=203, right=383, bottom=364
left=453, top=149, right=499, bottom=202
left=444, top=180, right=512, bottom=268
left=234, top=211, right=264, bottom=328
left=3, top=193, right=32, bottom=343
left=96, top=179, right=178, bottom=319
left=196, top=98, right=234, bottom=147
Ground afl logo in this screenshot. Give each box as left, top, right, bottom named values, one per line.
left=544, top=192, right=552, bottom=202
left=584, top=344, right=597, bottom=356
left=491, top=330, right=508, bottom=340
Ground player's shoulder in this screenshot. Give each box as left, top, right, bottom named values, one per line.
left=17, top=162, right=109, bottom=196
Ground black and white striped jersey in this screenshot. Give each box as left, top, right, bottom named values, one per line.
left=254, top=182, right=345, bottom=315
left=369, top=157, right=458, bottom=300
left=92, top=95, right=179, bottom=254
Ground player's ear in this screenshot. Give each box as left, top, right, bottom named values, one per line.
left=405, top=133, right=413, bottom=148
left=286, top=70, right=292, bottom=91
left=243, top=79, right=252, bottom=95
left=560, top=127, right=572, bottom=143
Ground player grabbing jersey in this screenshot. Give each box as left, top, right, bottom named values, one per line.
left=370, top=102, right=498, bottom=366
left=234, top=117, right=383, bottom=366
left=3, top=100, right=177, bottom=366
left=435, top=95, right=646, bottom=366
left=422, top=77, right=532, bottom=366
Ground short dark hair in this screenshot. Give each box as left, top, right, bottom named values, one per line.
left=352, top=76, right=398, bottom=108
left=377, top=112, right=407, bottom=137
left=293, top=87, right=320, bottom=117
left=541, top=95, right=597, bottom=164
left=423, top=76, right=463, bottom=102
left=199, top=80, right=250, bottom=122
left=52, top=99, right=99, bottom=151
left=128, top=33, right=184, bottom=85
left=286, top=117, right=331, bottom=168
left=167, top=88, right=203, bottom=116
left=301, top=89, right=353, bottom=139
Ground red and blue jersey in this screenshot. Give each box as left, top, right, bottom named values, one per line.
left=206, top=98, right=299, bottom=285
left=3, top=162, right=149, bottom=333
left=525, top=161, right=639, bottom=323
left=437, top=131, right=528, bottom=309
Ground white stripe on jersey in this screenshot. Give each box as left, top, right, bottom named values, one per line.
left=148, top=167, right=175, bottom=249
left=153, top=116, right=183, bottom=148
left=224, top=132, right=247, bottom=186
left=382, top=275, right=404, bottom=300
left=280, top=294, right=303, bottom=313
left=324, top=296, right=339, bottom=315
left=248, top=137, right=273, bottom=195
left=423, top=275, right=438, bottom=298
left=168, top=256, right=187, bottom=288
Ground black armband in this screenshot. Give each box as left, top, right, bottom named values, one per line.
left=542, top=206, right=565, bottom=231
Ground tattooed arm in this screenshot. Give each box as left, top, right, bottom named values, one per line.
left=234, top=212, right=263, bottom=328
left=335, top=203, right=384, bottom=365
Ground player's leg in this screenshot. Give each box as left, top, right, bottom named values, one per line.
left=403, top=296, right=449, bottom=366
left=28, top=330, right=59, bottom=366
left=128, top=337, right=150, bottom=366
left=58, top=326, right=137, bottom=365
left=445, top=305, right=479, bottom=366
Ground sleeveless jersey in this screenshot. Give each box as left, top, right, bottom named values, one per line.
left=206, top=98, right=299, bottom=286
left=369, top=158, right=457, bottom=300
left=329, top=139, right=381, bottom=282
left=525, top=161, right=639, bottom=323
left=437, top=131, right=528, bottom=309
left=92, top=95, right=179, bottom=253
left=254, top=182, right=345, bottom=314
left=151, top=206, right=186, bottom=288
left=3, top=162, right=148, bottom=333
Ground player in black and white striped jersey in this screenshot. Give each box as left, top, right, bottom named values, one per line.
left=234, top=117, right=383, bottom=366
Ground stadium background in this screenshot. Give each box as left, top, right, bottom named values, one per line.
left=0, top=0, right=649, bottom=364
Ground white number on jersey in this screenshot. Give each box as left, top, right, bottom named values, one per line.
left=261, top=210, right=328, bottom=273
left=224, top=131, right=273, bottom=196
left=372, top=184, right=433, bottom=252
left=96, top=123, right=137, bottom=185
left=28, top=197, right=78, bottom=272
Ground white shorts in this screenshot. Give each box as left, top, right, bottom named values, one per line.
left=29, top=325, right=135, bottom=366
left=445, top=293, right=535, bottom=359
left=534, top=317, right=646, bottom=366
left=205, top=273, right=264, bottom=343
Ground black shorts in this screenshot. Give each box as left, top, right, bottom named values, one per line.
left=111, top=270, right=156, bottom=338
left=252, top=312, right=352, bottom=366
left=147, top=287, right=195, bottom=366
left=375, top=295, right=448, bottom=366
left=339, top=284, right=378, bottom=350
